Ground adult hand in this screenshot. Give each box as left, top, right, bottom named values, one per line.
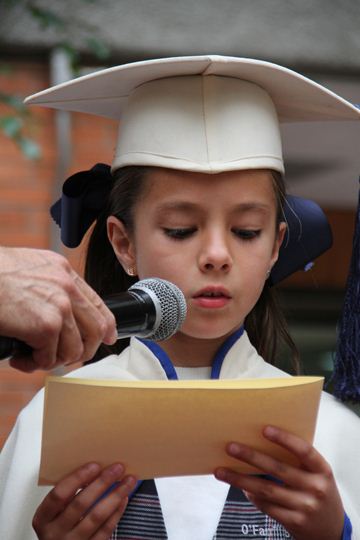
left=33, top=462, right=137, bottom=539
left=215, top=425, right=344, bottom=540
left=0, top=247, right=117, bottom=372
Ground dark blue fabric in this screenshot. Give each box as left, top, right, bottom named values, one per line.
left=50, top=163, right=113, bottom=248
left=269, top=195, right=332, bottom=285
left=342, top=512, right=353, bottom=540
left=332, top=178, right=360, bottom=402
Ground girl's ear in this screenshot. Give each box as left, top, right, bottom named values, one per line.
left=270, top=221, right=287, bottom=268
left=107, top=216, right=136, bottom=271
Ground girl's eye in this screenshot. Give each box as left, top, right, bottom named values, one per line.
left=163, top=227, right=196, bottom=240
left=232, top=229, right=261, bottom=240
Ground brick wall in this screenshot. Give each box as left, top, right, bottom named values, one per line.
left=0, top=59, right=356, bottom=449
left=0, top=59, right=117, bottom=448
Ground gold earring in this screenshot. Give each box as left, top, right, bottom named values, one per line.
left=127, top=266, right=137, bottom=276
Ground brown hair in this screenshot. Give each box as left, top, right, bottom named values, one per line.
left=244, top=171, right=300, bottom=372
left=85, top=166, right=299, bottom=371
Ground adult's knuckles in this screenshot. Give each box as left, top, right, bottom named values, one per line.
left=59, top=340, right=85, bottom=365
left=48, top=251, right=72, bottom=274
left=37, top=315, right=63, bottom=340
left=52, top=294, right=74, bottom=317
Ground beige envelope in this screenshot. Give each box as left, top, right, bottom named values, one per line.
left=39, top=376, right=323, bottom=485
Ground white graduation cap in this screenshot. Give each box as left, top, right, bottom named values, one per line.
left=25, top=55, right=360, bottom=175
left=26, top=55, right=360, bottom=401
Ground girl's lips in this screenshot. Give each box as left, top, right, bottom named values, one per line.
left=192, top=287, right=231, bottom=309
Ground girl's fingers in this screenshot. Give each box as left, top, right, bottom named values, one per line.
left=218, top=440, right=309, bottom=490
left=33, top=462, right=101, bottom=526
left=215, top=468, right=317, bottom=511
left=55, top=464, right=133, bottom=531
left=217, top=427, right=333, bottom=490
left=76, top=479, right=135, bottom=539
left=242, top=495, right=308, bottom=536
left=91, top=503, right=129, bottom=540
left=263, top=426, right=331, bottom=474
left=214, top=427, right=345, bottom=540
left=33, top=463, right=137, bottom=539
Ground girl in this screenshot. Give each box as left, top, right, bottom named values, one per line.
left=1, top=56, right=359, bottom=540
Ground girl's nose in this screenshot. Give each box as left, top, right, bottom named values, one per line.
left=198, top=231, right=232, bottom=273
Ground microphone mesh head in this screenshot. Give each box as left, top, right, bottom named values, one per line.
left=129, top=278, right=187, bottom=341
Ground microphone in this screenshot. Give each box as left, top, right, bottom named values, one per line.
left=0, top=278, right=187, bottom=360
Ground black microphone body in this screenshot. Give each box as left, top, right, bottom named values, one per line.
left=105, top=288, right=158, bottom=339
left=0, top=278, right=187, bottom=360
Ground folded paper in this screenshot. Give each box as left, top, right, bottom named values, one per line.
left=39, top=376, right=323, bottom=485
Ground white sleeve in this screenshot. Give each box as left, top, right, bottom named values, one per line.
left=0, top=389, right=51, bottom=540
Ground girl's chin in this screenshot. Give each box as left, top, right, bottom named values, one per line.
left=179, top=322, right=243, bottom=341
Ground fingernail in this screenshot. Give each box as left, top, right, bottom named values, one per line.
left=84, top=463, right=100, bottom=473
left=124, top=475, right=137, bottom=489
left=105, top=325, right=118, bottom=344
left=264, top=426, right=278, bottom=439
left=214, top=468, right=227, bottom=481
left=108, top=463, right=124, bottom=476
left=227, top=442, right=245, bottom=456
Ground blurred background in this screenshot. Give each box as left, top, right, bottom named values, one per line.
left=1, top=0, right=359, bottom=446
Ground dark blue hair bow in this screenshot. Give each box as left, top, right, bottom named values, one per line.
left=269, top=196, right=332, bottom=285
left=50, top=163, right=113, bottom=248
left=50, top=164, right=333, bottom=285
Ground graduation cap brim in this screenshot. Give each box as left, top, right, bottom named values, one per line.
left=24, top=55, right=360, bottom=122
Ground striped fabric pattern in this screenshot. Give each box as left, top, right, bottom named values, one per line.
left=110, top=481, right=167, bottom=539
left=215, top=487, right=292, bottom=539
left=110, top=480, right=292, bottom=539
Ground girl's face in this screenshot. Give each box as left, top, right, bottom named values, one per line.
left=108, top=168, right=286, bottom=343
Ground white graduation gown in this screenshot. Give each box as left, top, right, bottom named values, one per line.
left=0, top=332, right=359, bottom=540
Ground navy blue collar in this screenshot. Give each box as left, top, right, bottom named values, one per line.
left=139, top=326, right=244, bottom=381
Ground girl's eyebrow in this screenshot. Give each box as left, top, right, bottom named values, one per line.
left=154, top=201, right=272, bottom=215
left=155, top=201, right=200, bottom=214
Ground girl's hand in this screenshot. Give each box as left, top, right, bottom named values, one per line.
left=214, top=426, right=344, bottom=540
left=33, top=462, right=137, bottom=539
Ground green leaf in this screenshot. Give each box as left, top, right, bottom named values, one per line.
left=0, top=115, right=23, bottom=137
left=0, top=92, right=27, bottom=113
left=86, top=37, right=110, bottom=60
left=17, top=136, right=41, bottom=160
left=27, top=4, right=64, bottom=29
